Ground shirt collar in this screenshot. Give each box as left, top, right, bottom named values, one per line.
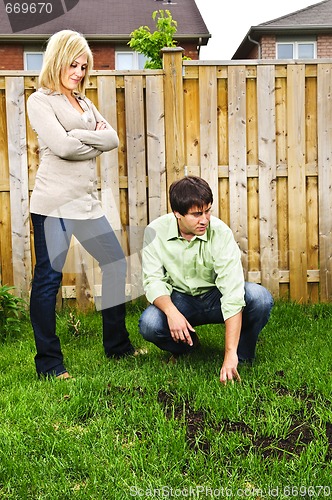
left=167, top=215, right=180, bottom=240
left=166, top=214, right=208, bottom=242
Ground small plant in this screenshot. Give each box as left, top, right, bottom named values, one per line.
left=67, top=311, right=81, bottom=337
left=129, top=9, right=178, bottom=69
left=0, top=284, right=27, bottom=337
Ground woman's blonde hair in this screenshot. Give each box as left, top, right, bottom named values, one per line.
left=39, top=30, right=93, bottom=94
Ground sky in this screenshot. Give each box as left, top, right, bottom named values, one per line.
left=195, top=0, right=317, bottom=60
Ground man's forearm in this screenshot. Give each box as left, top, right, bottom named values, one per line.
left=153, top=295, right=176, bottom=316
left=220, top=311, right=242, bottom=384
left=224, top=311, right=242, bottom=354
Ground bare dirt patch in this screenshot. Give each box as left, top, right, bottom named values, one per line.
left=157, top=388, right=331, bottom=460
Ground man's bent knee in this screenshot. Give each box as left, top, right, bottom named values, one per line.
left=244, top=282, right=274, bottom=321
left=139, top=305, right=165, bottom=342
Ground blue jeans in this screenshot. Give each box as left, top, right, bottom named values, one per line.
left=30, top=214, right=134, bottom=377
left=139, top=282, right=273, bottom=360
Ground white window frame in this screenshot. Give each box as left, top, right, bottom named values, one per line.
left=276, top=38, right=317, bottom=60
left=115, top=50, right=148, bottom=70
left=24, top=51, right=44, bottom=70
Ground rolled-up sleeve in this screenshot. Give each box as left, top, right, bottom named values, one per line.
left=212, top=228, right=245, bottom=320
left=142, top=226, right=173, bottom=303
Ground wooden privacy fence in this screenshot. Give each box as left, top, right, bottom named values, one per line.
left=0, top=49, right=332, bottom=308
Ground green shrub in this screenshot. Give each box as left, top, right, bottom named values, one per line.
left=0, top=285, right=27, bottom=337
left=129, top=9, right=179, bottom=69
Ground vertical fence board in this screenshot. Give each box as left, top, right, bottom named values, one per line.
left=0, top=193, right=13, bottom=286
left=183, top=78, right=200, bottom=175
left=246, top=76, right=258, bottom=167
left=116, top=87, right=130, bottom=257
left=287, top=65, right=307, bottom=302
left=246, top=77, right=260, bottom=277
left=217, top=78, right=229, bottom=225
left=257, top=65, right=279, bottom=296
left=317, top=64, right=332, bottom=301
left=199, top=66, right=218, bottom=205
left=0, top=89, right=11, bottom=285
left=5, top=76, right=31, bottom=296
left=306, top=176, right=319, bottom=300
left=275, top=73, right=289, bottom=298
left=163, top=48, right=185, bottom=190
left=228, top=66, right=248, bottom=275
left=125, top=75, right=147, bottom=299
left=146, top=74, right=167, bottom=222
left=97, top=75, right=121, bottom=231
left=217, top=77, right=229, bottom=166
left=305, top=75, right=319, bottom=302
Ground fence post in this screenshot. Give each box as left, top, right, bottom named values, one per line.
left=162, top=47, right=185, bottom=196
left=5, top=76, right=31, bottom=297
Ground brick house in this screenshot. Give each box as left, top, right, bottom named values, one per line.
left=232, top=0, right=332, bottom=60
left=0, top=0, right=210, bottom=70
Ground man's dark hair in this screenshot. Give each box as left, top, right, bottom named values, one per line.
left=169, top=176, right=213, bottom=215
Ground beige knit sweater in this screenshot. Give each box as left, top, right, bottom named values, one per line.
left=27, top=88, right=119, bottom=219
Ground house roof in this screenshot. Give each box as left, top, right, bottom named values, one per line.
left=260, top=0, right=332, bottom=27
left=232, top=0, right=332, bottom=59
left=0, top=0, right=210, bottom=45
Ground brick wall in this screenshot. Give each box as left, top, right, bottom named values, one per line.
left=90, top=43, right=115, bottom=70
left=261, top=36, right=276, bottom=59
left=0, top=44, right=23, bottom=70
left=182, top=42, right=199, bottom=60
left=317, top=35, right=332, bottom=58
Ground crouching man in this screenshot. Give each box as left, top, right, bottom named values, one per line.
left=139, top=176, right=273, bottom=384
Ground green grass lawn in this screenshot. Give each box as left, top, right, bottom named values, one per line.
left=0, top=300, right=331, bottom=499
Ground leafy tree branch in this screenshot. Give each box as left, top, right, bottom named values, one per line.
left=129, top=10, right=180, bottom=69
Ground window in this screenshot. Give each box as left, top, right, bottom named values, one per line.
left=24, top=52, right=44, bottom=70
left=276, top=40, right=316, bottom=60
left=115, top=51, right=148, bottom=70
left=277, top=43, right=293, bottom=59
left=298, top=43, right=315, bottom=59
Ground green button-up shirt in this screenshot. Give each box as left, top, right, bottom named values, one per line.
left=142, top=213, right=245, bottom=320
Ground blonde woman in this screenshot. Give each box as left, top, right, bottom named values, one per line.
left=27, top=30, right=134, bottom=379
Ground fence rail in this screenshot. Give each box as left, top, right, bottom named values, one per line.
left=0, top=51, right=331, bottom=308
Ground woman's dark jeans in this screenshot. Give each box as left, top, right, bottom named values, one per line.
left=30, top=214, right=133, bottom=377
left=139, top=282, right=274, bottom=361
